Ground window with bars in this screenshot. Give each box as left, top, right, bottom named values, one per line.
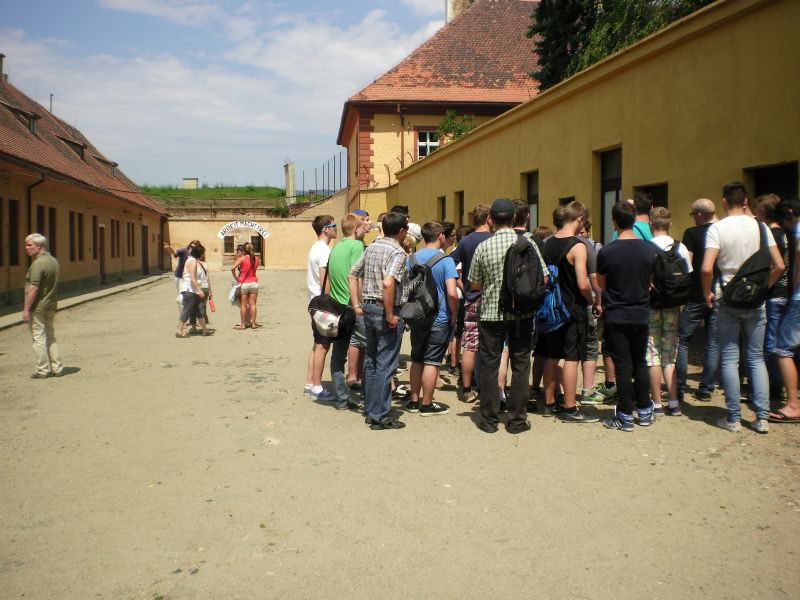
left=69, top=211, right=76, bottom=261
left=417, top=130, right=439, bottom=158
left=48, top=207, right=57, bottom=258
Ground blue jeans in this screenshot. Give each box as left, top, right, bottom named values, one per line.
left=676, top=301, right=718, bottom=396
left=363, top=303, right=404, bottom=421
left=717, top=302, right=769, bottom=422
left=330, top=336, right=351, bottom=405
left=764, top=298, right=787, bottom=388
left=774, top=286, right=800, bottom=356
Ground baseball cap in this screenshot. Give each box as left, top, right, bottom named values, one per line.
left=407, top=222, right=422, bottom=242
left=490, top=199, right=514, bottom=220
left=353, top=209, right=368, bottom=216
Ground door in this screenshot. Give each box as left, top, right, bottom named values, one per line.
left=141, top=225, right=149, bottom=275
left=98, top=225, right=106, bottom=284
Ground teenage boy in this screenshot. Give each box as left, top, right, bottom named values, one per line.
left=701, top=182, right=784, bottom=434
left=599, top=201, right=657, bottom=432
left=470, top=199, right=547, bottom=434
left=647, top=207, right=693, bottom=416
left=676, top=198, right=719, bottom=401
left=406, top=221, right=459, bottom=416
left=326, top=213, right=367, bottom=410
left=611, top=194, right=653, bottom=241
left=304, top=215, right=337, bottom=401
left=450, top=205, right=492, bottom=403
left=349, top=212, right=410, bottom=430
left=538, top=201, right=599, bottom=423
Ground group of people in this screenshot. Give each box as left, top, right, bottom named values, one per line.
left=165, top=239, right=263, bottom=336
left=303, top=184, right=800, bottom=434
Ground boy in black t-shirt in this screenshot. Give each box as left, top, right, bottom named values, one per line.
left=598, top=201, right=657, bottom=432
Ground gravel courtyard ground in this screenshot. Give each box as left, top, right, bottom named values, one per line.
left=1, top=270, right=798, bottom=600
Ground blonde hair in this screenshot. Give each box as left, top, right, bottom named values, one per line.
left=650, top=206, right=671, bottom=232
left=341, top=213, right=363, bottom=237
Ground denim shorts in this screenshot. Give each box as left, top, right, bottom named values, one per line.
left=774, top=289, right=800, bottom=356
left=410, top=321, right=453, bottom=365
left=349, top=314, right=366, bottom=349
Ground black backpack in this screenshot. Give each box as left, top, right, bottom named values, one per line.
left=721, top=221, right=772, bottom=309
left=401, top=252, right=446, bottom=328
left=500, top=233, right=548, bottom=316
left=650, top=241, right=691, bottom=309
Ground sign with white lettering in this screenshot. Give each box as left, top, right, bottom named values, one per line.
left=217, top=221, right=271, bottom=239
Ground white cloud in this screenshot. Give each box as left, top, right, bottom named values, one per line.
left=400, top=0, right=444, bottom=17
left=1, top=4, right=444, bottom=185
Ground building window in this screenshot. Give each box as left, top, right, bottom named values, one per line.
left=224, top=236, right=235, bottom=254
left=36, top=204, right=45, bottom=234
left=455, top=191, right=464, bottom=226
left=9, top=199, right=20, bottom=266
left=634, top=184, right=668, bottom=208
left=48, top=207, right=57, bottom=258
left=127, top=222, right=136, bottom=257
left=110, top=219, right=120, bottom=258
left=437, top=196, right=446, bottom=220
left=600, top=148, right=622, bottom=243
left=526, top=171, right=539, bottom=231
left=250, top=236, right=263, bottom=254
left=92, top=215, right=98, bottom=260
left=749, top=161, right=799, bottom=200
left=559, top=196, right=575, bottom=205
left=417, top=130, right=439, bottom=159
left=78, top=213, right=84, bottom=261
left=69, top=211, right=76, bottom=261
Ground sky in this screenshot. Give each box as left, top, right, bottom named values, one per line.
left=1, top=0, right=446, bottom=187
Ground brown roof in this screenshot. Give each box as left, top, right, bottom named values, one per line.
left=349, top=0, right=539, bottom=104
left=0, top=78, right=166, bottom=214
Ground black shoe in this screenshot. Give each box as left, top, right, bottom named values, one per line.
left=693, top=390, right=712, bottom=401
left=499, top=399, right=508, bottom=413
left=525, top=400, right=538, bottom=413
left=476, top=420, right=498, bottom=433
left=506, top=420, right=532, bottom=434
left=365, top=416, right=406, bottom=430
left=419, top=402, right=449, bottom=416
left=543, top=403, right=556, bottom=417
left=405, top=399, right=420, bottom=413
left=558, top=408, right=599, bottom=423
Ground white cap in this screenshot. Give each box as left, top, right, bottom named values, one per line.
left=407, top=222, right=422, bottom=242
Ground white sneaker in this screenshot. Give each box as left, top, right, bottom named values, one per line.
left=716, top=417, right=742, bottom=433
left=752, top=419, right=769, bottom=434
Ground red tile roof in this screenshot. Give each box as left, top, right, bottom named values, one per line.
left=0, top=78, right=166, bottom=214
left=349, top=0, right=540, bottom=104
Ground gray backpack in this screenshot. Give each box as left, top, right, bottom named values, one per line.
left=401, top=252, right=446, bottom=328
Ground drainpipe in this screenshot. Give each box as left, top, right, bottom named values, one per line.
left=25, top=173, right=45, bottom=268
left=398, top=103, right=405, bottom=171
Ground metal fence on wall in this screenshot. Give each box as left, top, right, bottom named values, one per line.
left=286, top=150, right=347, bottom=205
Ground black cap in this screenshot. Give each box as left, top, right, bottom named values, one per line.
left=490, top=199, right=514, bottom=220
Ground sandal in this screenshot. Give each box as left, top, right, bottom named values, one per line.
left=175, top=332, right=187, bottom=338
left=233, top=325, right=246, bottom=330
left=250, top=323, right=261, bottom=329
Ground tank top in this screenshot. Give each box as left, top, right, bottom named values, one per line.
left=543, top=236, right=585, bottom=318
left=238, top=255, right=259, bottom=284
left=179, top=257, right=199, bottom=293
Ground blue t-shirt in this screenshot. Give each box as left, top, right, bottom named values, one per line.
left=408, top=248, right=458, bottom=323
left=450, top=231, right=493, bottom=302
left=174, top=247, right=189, bottom=278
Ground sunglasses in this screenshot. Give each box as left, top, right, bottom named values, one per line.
left=324, top=224, right=337, bottom=229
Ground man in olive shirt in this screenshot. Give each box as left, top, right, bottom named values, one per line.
left=22, top=233, right=63, bottom=378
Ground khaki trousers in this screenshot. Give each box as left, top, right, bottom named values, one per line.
left=29, top=310, right=62, bottom=376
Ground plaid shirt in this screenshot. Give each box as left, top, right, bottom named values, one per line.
left=469, top=228, right=547, bottom=321
left=350, top=236, right=409, bottom=306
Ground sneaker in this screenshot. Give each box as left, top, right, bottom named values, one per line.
left=405, top=399, right=420, bottom=413
left=419, top=402, right=449, bottom=416
left=461, top=389, right=479, bottom=404
left=637, top=408, right=655, bottom=427
left=529, top=387, right=544, bottom=400
left=525, top=400, right=538, bottom=413
left=499, top=399, right=508, bottom=413
left=693, top=390, right=713, bottom=401
left=365, top=416, right=406, bottom=430
left=652, top=404, right=665, bottom=416
left=303, top=385, right=314, bottom=396
left=603, top=412, right=634, bottom=432
left=335, top=400, right=352, bottom=411
left=559, top=408, right=599, bottom=423
left=580, top=387, right=605, bottom=405
left=664, top=405, right=682, bottom=416
left=598, top=383, right=618, bottom=403
left=506, top=420, right=532, bottom=434
left=542, top=403, right=557, bottom=418
left=30, top=372, right=51, bottom=379
left=312, top=389, right=336, bottom=402
left=716, top=417, right=741, bottom=433
left=392, top=386, right=410, bottom=401
left=752, top=419, right=769, bottom=434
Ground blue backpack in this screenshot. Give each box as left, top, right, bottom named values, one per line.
left=535, top=239, right=577, bottom=334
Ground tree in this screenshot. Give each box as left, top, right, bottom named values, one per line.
left=438, top=110, right=475, bottom=144
left=527, top=0, right=597, bottom=91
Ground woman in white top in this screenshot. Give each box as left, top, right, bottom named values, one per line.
left=176, top=243, right=210, bottom=337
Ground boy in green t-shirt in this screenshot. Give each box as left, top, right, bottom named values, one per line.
left=325, top=213, right=367, bottom=409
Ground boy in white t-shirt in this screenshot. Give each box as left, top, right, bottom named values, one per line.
left=701, top=182, right=784, bottom=434
left=304, top=215, right=337, bottom=400
left=647, top=207, right=693, bottom=417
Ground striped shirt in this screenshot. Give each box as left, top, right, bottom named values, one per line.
left=350, top=236, right=409, bottom=306
left=469, top=228, right=546, bottom=321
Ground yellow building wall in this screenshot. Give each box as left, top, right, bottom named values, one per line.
left=1, top=160, right=165, bottom=303
left=396, top=0, right=800, bottom=241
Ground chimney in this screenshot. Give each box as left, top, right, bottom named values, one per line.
left=0, top=53, right=5, bottom=82
left=446, top=0, right=475, bottom=23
